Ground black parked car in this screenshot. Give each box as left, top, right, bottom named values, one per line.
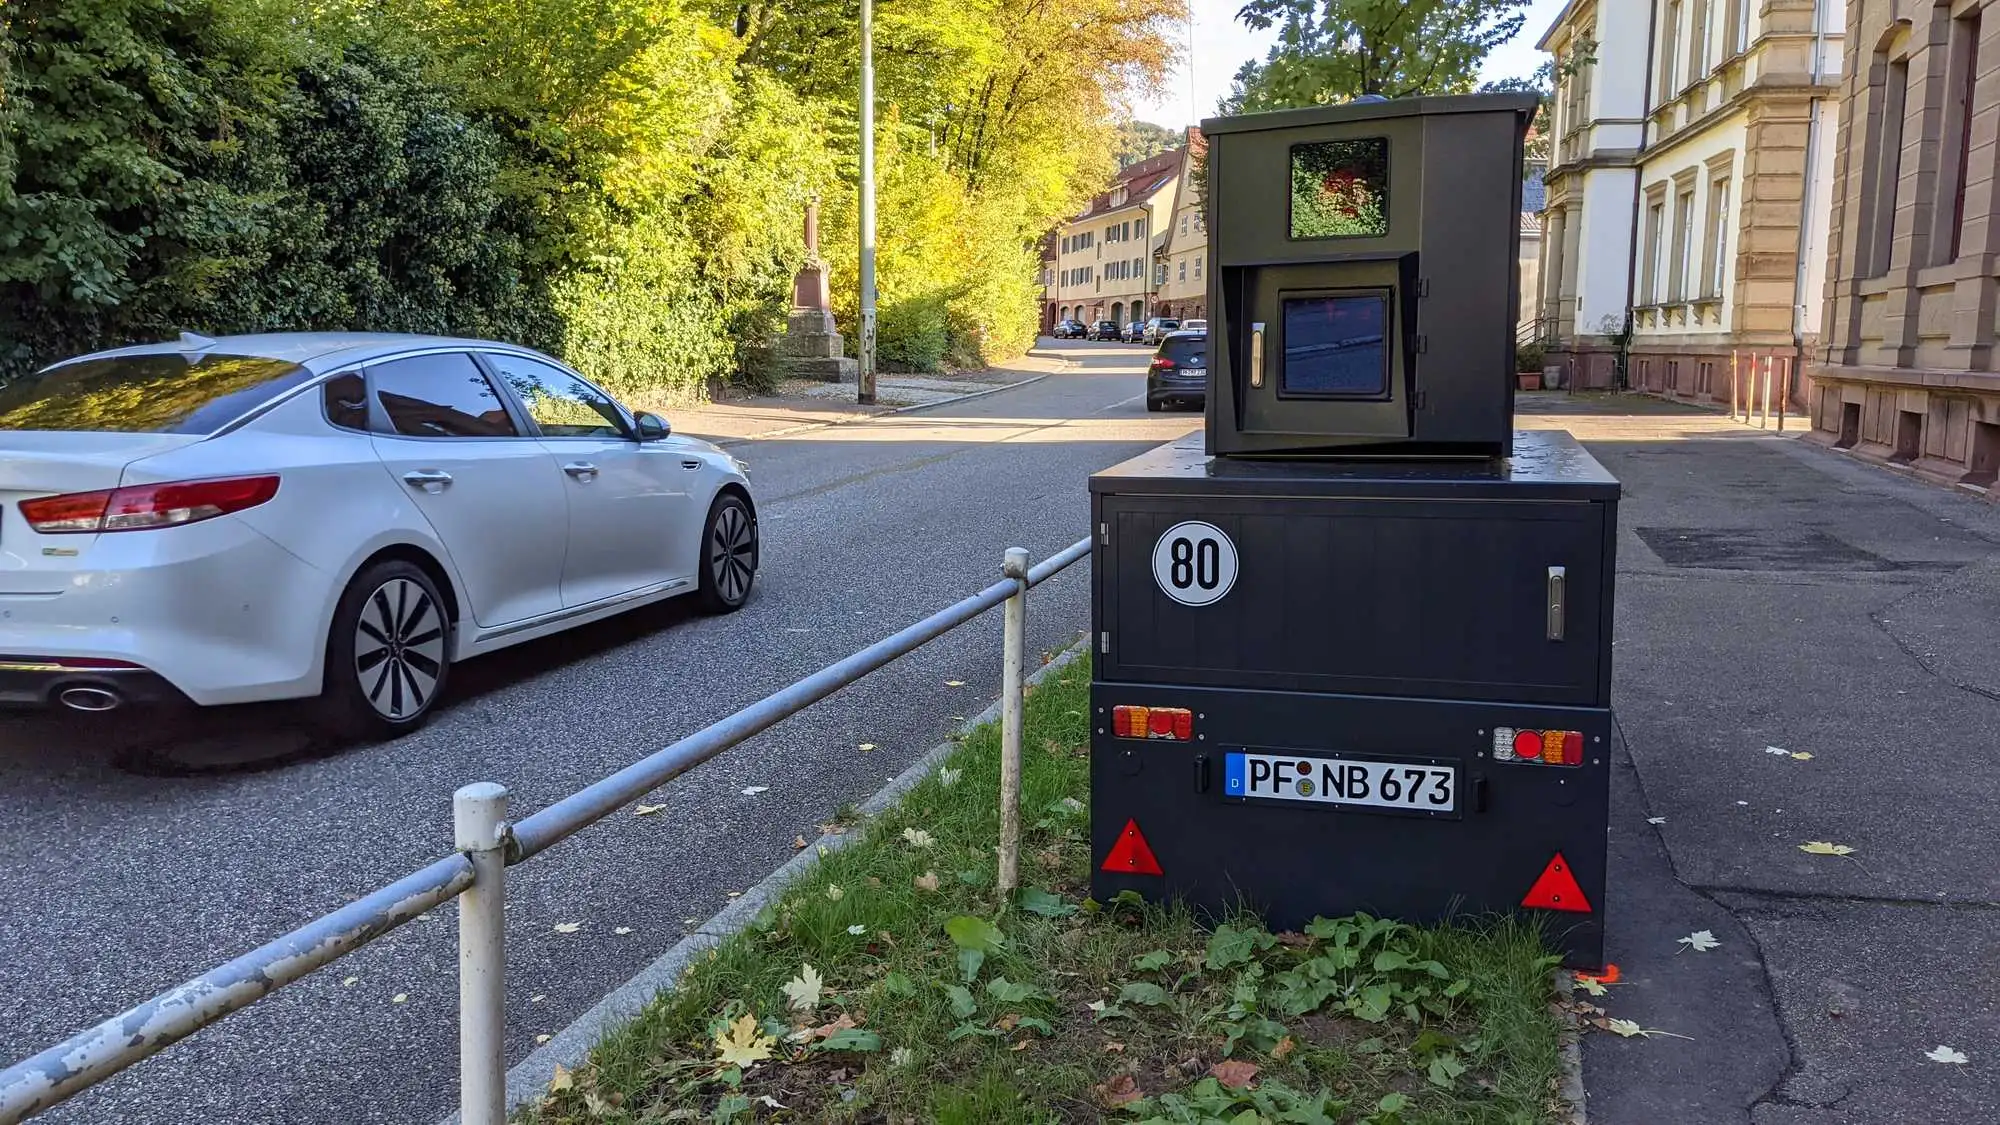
left=1145, top=330, right=1206, bottom=412
left=1051, top=319, right=1088, bottom=339
left=1086, top=320, right=1123, bottom=341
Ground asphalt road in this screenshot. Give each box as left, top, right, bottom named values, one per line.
left=0, top=340, right=1194, bottom=1124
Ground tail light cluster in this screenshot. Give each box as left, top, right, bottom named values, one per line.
left=1493, top=727, right=1584, bottom=767
left=1149, top=356, right=1178, bottom=372
left=1112, top=705, right=1193, bottom=741
left=20, top=475, right=281, bottom=534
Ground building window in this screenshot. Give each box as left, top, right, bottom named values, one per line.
left=1937, top=9, right=1982, bottom=264
left=1672, top=186, right=1696, bottom=300
left=1703, top=176, right=1730, bottom=298
left=1661, top=0, right=1683, bottom=100
left=1689, top=0, right=1710, bottom=83
left=1136, top=217, right=1146, bottom=238
left=1179, top=259, right=1187, bottom=281
left=1734, top=0, right=1750, bottom=54
left=1642, top=198, right=1666, bottom=303
left=1864, top=53, right=1911, bottom=277
left=1180, top=214, right=1189, bottom=235
left=1194, top=255, right=1203, bottom=278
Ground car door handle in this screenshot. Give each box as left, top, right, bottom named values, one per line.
left=401, top=469, right=452, bottom=493
left=563, top=461, right=599, bottom=480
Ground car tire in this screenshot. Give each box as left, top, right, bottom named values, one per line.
left=1147, top=399, right=1164, bottom=412
left=319, top=560, right=451, bottom=741
left=698, top=491, right=758, bottom=614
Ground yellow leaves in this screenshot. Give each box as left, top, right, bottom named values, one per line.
left=902, top=827, right=935, bottom=848
left=1593, top=1017, right=1693, bottom=1040
left=712, top=1014, right=775, bottom=1067
left=1799, top=841, right=1856, bottom=856
left=1676, top=930, right=1720, bottom=954
left=782, top=964, right=824, bottom=1012
left=553, top=922, right=582, bottom=934
left=825, top=884, right=845, bottom=901
left=391, top=993, right=408, bottom=1004
left=548, top=1064, right=574, bottom=1093
left=857, top=743, right=878, bottom=753
left=944, top=679, right=966, bottom=687
left=634, top=803, right=666, bottom=817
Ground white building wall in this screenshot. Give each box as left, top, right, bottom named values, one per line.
left=1799, top=98, right=1839, bottom=338
left=1635, top=114, right=1748, bottom=337
left=1574, top=168, right=1638, bottom=335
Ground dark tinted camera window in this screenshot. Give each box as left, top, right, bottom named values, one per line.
left=0, top=353, right=311, bottom=433
left=482, top=353, right=625, bottom=438
left=323, top=373, right=368, bottom=431
left=371, top=353, right=519, bottom=438
left=1290, top=139, right=1389, bottom=239
left=1281, top=294, right=1388, bottom=397
left=1161, top=337, right=1206, bottom=367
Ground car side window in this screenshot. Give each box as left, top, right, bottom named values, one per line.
left=323, top=372, right=368, bottom=431
left=369, top=353, right=520, bottom=438
left=483, top=353, right=626, bottom=439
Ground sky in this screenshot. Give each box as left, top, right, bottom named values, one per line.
left=1128, top=0, right=1571, bottom=128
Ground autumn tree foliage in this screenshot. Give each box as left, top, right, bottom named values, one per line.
left=1225, top=0, right=1528, bottom=112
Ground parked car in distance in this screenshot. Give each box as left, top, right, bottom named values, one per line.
left=1146, top=330, right=1206, bottom=412
left=1180, top=318, right=1208, bottom=334
left=0, top=332, right=759, bottom=738
left=1087, top=320, right=1123, bottom=341
left=1141, top=317, right=1182, bottom=344
left=1051, top=319, right=1088, bottom=339
left=1123, top=321, right=1146, bottom=343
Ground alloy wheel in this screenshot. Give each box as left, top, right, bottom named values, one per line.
left=354, top=578, right=445, bottom=721
left=709, top=503, right=756, bottom=604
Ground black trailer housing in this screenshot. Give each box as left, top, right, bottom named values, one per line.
left=1088, top=431, right=1619, bottom=969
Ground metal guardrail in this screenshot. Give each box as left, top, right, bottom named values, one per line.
left=0, top=536, right=1094, bottom=1125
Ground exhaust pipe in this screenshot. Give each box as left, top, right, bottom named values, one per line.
left=58, top=685, right=122, bottom=713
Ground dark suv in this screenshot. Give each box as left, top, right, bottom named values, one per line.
left=1051, top=319, right=1087, bottom=339
left=1087, top=320, right=1123, bottom=341
left=1145, top=330, right=1206, bottom=412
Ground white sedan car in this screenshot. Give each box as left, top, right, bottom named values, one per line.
left=0, top=332, right=758, bottom=737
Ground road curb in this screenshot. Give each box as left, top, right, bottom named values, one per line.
left=709, top=373, right=1052, bottom=450
left=442, top=638, right=1091, bottom=1124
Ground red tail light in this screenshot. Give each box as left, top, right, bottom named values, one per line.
left=1150, top=357, right=1177, bottom=371
left=1112, top=705, right=1193, bottom=741
left=21, top=475, right=281, bottom=533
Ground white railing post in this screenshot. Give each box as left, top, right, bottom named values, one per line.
left=454, top=783, right=510, bottom=1125
left=997, top=547, right=1029, bottom=897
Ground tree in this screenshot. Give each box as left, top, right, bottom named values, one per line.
left=1115, top=120, right=1180, bottom=168
left=1224, top=0, right=1528, bottom=112
left=1481, top=63, right=1552, bottom=162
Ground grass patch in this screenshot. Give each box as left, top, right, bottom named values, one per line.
left=524, top=655, right=1568, bottom=1124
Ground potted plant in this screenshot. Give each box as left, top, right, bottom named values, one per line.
left=1517, top=341, right=1544, bottom=391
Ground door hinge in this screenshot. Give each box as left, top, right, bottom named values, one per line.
left=1099, top=522, right=1109, bottom=546
left=1099, top=631, right=1110, bottom=655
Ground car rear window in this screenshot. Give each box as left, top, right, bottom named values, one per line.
left=0, top=353, right=313, bottom=433
left=1161, top=336, right=1206, bottom=366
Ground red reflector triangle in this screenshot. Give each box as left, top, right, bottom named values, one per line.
left=1520, top=852, right=1592, bottom=913
left=1100, top=818, right=1163, bottom=876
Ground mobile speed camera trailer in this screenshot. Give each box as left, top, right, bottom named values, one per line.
left=1088, top=93, right=1620, bottom=969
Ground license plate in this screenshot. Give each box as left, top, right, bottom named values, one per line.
left=1224, top=752, right=1458, bottom=814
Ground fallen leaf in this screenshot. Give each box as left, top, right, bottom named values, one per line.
left=725, top=891, right=742, bottom=899
left=1094, top=1074, right=1142, bottom=1108
left=902, top=827, right=935, bottom=848
left=391, top=993, right=408, bottom=1004
left=1598, top=1017, right=1693, bottom=1040
left=1799, top=841, right=1856, bottom=856
left=635, top=803, right=666, bottom=817
left=756, top=1095, right=787, bottom=1109
left=1271, top=1036, right=1296, bottom=1061
left=741, top=785, right=769, bottom=796
left=1011, top=1039, right=1031, bottom=1051
left=945, top=680, right=966, bottom=687
left=799, top=1013, right=858, bottom=1042
left=535, top=1033, right=551, bottom=1044
left=548, top=1064, right=574, bottom=1093
left=340, top=976, right=358, bottom=987
left=531, top=994, right=545, bottom=1003
left=553, top=922, right=581, bottom=934
left=858, top=743, right=878, bottom=753
left=847, top=924, right=867, bottom=935
left=1211, top=1059, right=1260, bottom=1088
left=783, top=965, right=825, bottom=1011
left=914, top=871, right=941, bottom=892
left=889, top=1046, right=914, bottom=1067
left=938, top=767, right=963, bottom=788
left=1677, top=930, right=1721, bottom=954
left=826, top=884, right=845, bottom=901
left=712, top=1013, right=776, bottom=1067
left=1574, top=976, right=1608, bottom=997
left=1926, top=1045, right=1968, bottom=1065
left=613, top=926, right=633, bottom=935
left=1791, top=752, right=1814, bottom=761
left=792, top=835, right=808, bottom=850
left=1764, top=746, right=1791, bottom=756
left=1103, top=1041, right=1126, bottom=1053
left=1059, top=797, right=1084, bottom=814
left=1646, top=817, right=1667, bottom=825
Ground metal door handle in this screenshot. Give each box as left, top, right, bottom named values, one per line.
left=563, top=461, right=599, bottom=480
left=401, top=470, right=452, bottom=493
left=1249, top=322, right=1266, bottom=388
left=1546, top=565, right=1566, bottom=641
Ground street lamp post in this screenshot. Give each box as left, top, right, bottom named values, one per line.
left=858, top=0, right=878, bottom=405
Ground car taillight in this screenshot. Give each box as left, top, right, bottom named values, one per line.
left=1492, top=726, right=1586, bottom=767
left=1150, top=357, right=1176, bottom=371
left=20, top=475, right=281, bottom=533
left=1112, top=705, right=1193, bottom=740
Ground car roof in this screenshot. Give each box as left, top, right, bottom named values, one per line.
left=40, top=331, right=555, bottom=375
left=1161, top=330, right=1204, bottom=341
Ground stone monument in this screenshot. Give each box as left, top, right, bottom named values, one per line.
left=772, top=198, right=858, bottom=382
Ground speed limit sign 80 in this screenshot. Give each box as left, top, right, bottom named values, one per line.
left=1151, top=521, right=1239, bottom=606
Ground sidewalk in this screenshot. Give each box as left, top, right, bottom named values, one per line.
left=1519, top=392, right=2000, bottom=1124
left=664, top=353, right=1068, bottom=445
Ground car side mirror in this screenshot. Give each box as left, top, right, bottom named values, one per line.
left=633, top=411, right=671, bottom=442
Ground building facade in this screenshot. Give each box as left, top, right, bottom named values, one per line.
left=1534, top=0, right=1843, bottom=396
left=1156, top=129, right=1209, bottom=321
left=1809, top=0, right=2000, bottom=491
left=1045, top=148, right=1183, bottom=331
